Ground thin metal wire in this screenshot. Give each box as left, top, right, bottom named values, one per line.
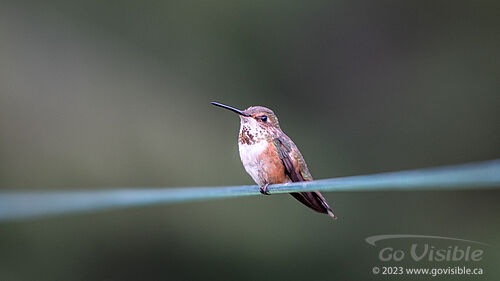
left=0, top=159, right=499, bottom=222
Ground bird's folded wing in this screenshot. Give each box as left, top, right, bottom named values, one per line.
left=273, top=137, right=304, bottom=182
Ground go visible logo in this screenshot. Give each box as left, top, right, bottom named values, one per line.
left=365, top=234, right=489, bottom=262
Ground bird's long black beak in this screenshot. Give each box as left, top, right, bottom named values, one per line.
left=211, top=102, right=250, bottom=117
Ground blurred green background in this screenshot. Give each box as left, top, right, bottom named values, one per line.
left=0, top=0, right=499, bottom=280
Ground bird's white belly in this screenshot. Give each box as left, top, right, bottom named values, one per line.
left=238, top=140, right=268, bottom=186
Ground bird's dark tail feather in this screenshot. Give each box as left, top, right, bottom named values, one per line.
left=290, top=191, right=337, bottom=219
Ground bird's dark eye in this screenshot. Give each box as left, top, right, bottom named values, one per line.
left=260, top=115, right=268, bottom=122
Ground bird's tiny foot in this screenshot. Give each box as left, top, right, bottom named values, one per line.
left=259, top=184, right=271, bottom=195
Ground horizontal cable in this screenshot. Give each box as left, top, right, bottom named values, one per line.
left=0, top=159, right=499, bottom=222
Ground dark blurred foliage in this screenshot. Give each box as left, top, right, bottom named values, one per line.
left=0, top=1, right=499, bottom=280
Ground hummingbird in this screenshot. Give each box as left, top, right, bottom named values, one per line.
left=211, top=102, right=337, bottom=219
